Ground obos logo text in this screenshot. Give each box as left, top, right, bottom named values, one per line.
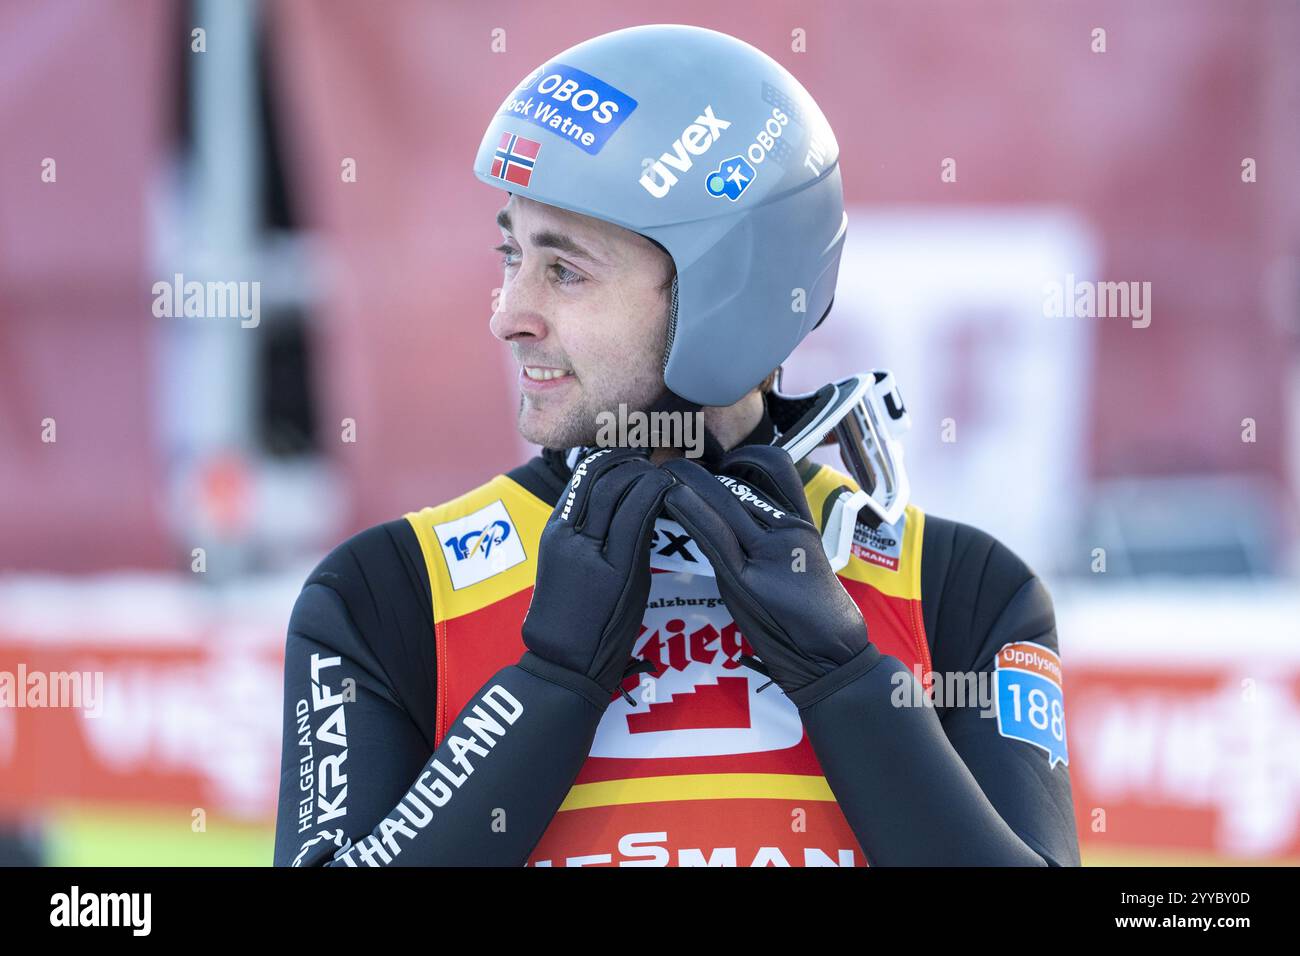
left=499, top=62, right=637, bottom=155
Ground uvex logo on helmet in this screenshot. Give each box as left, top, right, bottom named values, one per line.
left=639, top=106, right=731, bottom=199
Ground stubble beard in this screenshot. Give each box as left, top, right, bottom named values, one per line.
left=516, top=372, right=666, bottom=451
left=516, top=391, right=599, bottom=450
left=514, top=298, right=672, bottom=451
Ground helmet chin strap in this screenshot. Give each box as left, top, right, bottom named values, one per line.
left=645, top=387, right=726, bottom=466
left=642, top=274, right=729, bottom=462
left=561, top=387, right=726, bottom=472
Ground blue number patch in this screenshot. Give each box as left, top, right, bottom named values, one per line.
left=994, top=641, right=1069, bottom=769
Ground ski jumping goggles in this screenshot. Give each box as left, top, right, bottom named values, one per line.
left=769, top=370, right=912, bottom=571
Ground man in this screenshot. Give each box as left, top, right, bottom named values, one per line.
left=274, top=24, right=1080, bottom=867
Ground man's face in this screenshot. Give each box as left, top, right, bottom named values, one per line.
left=490, top=194, right=673, bottom=449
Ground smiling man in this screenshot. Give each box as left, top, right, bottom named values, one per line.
left=274, top=24, right=1081, bottom=867
left=492, top=194, right=759, bottom=460
left=491, top=197, right=672, bottom=445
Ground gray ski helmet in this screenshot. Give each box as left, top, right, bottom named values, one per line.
left=473, top=24, right=846, bottom=407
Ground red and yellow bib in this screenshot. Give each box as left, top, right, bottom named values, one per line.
left=405, top=463, right=931, bottom=867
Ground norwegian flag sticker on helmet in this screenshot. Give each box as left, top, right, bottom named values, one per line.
left=490, top=132, right=540, bottom=187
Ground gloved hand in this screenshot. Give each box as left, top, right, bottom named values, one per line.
left=521, top=447, right=675, bottom=703
left=661, top=445, right=874, bottom=703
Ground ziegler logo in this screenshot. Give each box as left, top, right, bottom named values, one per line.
left=631, top=619, right=755, bottom=682
left=639, top=106, right=731, bottom=199
left=590, top=548, right=806, bottom=759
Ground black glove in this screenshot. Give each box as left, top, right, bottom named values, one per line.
left=520, top=447, right=675, bottom=704
left=661, top=445, right=874, bottom=703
